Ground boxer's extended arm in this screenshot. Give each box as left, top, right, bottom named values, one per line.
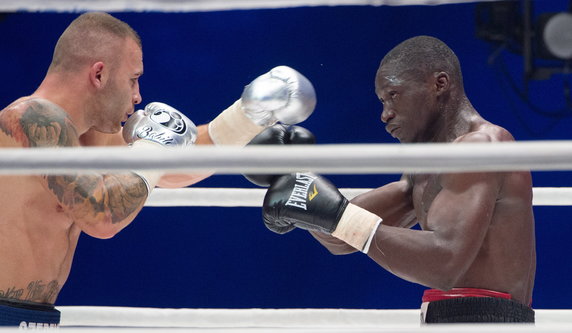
left=80, top=125, right=213, bottom=188
left=1, top=99, right=150, bottom=239
left=159, top=66, right=316, bottom=187
left=154, top=124, right=213, bottom=188
left=208, top=66, right=315, bottom=146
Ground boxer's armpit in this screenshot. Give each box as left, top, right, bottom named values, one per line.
left=44, top=173, right=148, bottom=224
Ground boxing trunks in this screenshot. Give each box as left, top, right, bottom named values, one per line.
left=420, top=288, right=534, bottom=323
left=0, top=298, right=60, bottom=328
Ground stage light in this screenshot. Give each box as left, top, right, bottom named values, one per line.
left=541, top=12, right=572, bottom=60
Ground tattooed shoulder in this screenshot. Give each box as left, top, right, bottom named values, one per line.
left=0, top=98, right=79, bottom=147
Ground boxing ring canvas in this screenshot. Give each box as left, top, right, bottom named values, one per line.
left=1, top=0, right=572, bottom=330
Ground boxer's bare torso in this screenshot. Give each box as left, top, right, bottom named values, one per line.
left=0, top=97, right=214, bottom=305
left=312, top=120, right=535, bottom=305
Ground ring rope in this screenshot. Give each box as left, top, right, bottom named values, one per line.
left=3, top=141, right=572, bottom=174
left=57, top=306, right=572, bottom=329
left=0, top=0, right=496, bottom=13
left=147, top=187, right=572, bottom=207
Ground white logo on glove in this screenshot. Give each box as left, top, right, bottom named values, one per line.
left=137, top=126, right=175, bottom=145
left=285, top=173, right=318, bottom=210
left=149, top=109, right=187, bottom=134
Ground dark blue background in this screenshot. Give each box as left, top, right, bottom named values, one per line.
left=1, top=1, right=571, bottom=309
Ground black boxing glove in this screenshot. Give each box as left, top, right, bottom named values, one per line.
left=287, top=125, right=316, bottom=145
left=262, top=173, right=383, bottom=253
left=243, top=124, right=315, bottom=187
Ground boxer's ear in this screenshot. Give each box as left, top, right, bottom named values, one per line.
left=434, top=71, right=449, bottom=96
left=89, top=62, right=107, bottom=89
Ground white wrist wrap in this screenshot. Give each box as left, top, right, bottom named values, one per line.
left=130, top=140, right=165, bottom=195
left=331, top=203, right=382, bottom=253
left=208, top=99, right=267, bottom=146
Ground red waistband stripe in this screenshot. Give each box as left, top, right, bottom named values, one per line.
left=422, top=288, right=511, bottom=303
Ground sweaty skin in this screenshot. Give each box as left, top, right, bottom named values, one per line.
left=311, top=43, right=535, bottom=306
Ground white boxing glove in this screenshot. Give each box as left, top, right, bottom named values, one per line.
left=123, top=102, right=198, bottom=147
left=208, top=66, right=316, bottom=146
left=123, top=102, right=198, bottom=195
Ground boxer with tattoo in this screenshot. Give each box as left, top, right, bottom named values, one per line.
left=0, top=12, right=315, bottom=326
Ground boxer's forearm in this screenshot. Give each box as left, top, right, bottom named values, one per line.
left=309, top=230, right=358, bottom=255
left=156, top=125, right=214, bottom=187
left=195, top=124, right=214, bottom=145
left=157, top=173, right=212, bottom=188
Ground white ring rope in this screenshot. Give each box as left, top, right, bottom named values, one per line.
left=2, top=141, right=572, bottom=175
left=56, top=307, right=572, bottom=329
left=148, top=187, right=572, bottom=207
left=0, top=0, right=499, bottom=13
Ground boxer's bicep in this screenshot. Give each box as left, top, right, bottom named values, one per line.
left=414, top=171, right=500, bottom=284
left=44, top=173, right=148, bottom=236
left=11, top=99, right=147, bottom=237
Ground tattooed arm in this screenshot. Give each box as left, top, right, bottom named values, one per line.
left=0, top=98, right=149, bottom=238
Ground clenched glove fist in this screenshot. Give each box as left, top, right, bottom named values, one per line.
left=208, top=66, right=316, bottom=146
left=123, top=102, right=197, bottom=147
left=243, top=124, right=316, bottom=187
left=122, top=102, right=197, bottom=195
left=263, top=173, right=383, bottom=253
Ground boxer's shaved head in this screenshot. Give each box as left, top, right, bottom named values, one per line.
left=378, top=35, right=463, bottom=90
left=48, top=12, right=141, bottom=73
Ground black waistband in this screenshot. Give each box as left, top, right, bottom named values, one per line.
left=424, top=297, right=535, bottom=323
left=0, top=298, right=55, bottom=312
left=0, top=299, right=60, bottom=327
